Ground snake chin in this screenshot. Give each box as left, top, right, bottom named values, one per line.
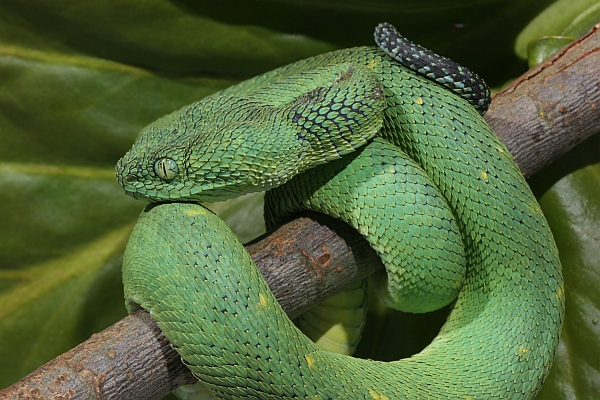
left=124, top=190, right=146, bottom=201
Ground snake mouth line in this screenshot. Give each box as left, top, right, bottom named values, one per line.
left=124, top=190, right=204, bottom=210
left=124, top=191, right=174, bottom=204
left=125, top=190, right=145, bottom=201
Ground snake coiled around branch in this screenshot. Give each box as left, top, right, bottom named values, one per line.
left=116, top=22, right=564, bottom=399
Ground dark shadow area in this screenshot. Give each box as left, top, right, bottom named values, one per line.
left=528, top=132, right=600, bottom=198
left=2, top=0, right=545, bottom=84
left=355, top=301, right=451, bottom=360
left=168, top=0, right=540, bottom=86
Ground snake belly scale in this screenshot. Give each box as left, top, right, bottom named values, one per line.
left=116, top=23, right=564, bottom=399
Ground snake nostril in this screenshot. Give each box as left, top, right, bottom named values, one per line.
left=125, top=174, right=138, bottom=183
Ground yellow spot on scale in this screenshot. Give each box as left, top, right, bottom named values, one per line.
left=305, top=355, right=314, bottom=367
left=480, top=171, right=488, bottom=180
left=497, top=147, right=504, bottom=153
left=368, top=389, right=389, bottom=400
left=557, top=285, right=564, bottom=300
left=415, top=98, right=424, bottom=105
left=518, top=345, right=529, bottom=361
left=259, top=293, right=268, bottom=307
left=367, top=59, right=376, bottom=69
left=186, top=207, right=208, bottom=216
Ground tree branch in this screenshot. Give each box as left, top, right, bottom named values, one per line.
left=485, top=23, right=600, bottom=178
left=2, top=23, right=599, bottom=400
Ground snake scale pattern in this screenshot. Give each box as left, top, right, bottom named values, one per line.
left=116, top=23, right=564, bottom=399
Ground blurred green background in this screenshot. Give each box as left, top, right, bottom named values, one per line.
left=0, top=0, right=599, bottom=398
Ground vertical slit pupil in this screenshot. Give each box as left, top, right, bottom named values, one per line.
left=154, top=158, right=178, bottom=180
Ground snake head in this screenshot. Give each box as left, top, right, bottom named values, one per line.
left=115, top=95, right=316, bottom=203
left=116, top=63, right=387, bottom=203
left=115, top=108, right=190, bottom=202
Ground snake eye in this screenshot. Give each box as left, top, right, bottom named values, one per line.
left=154, top=158, right=179, bottom=181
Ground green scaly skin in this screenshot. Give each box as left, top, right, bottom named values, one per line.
left=116, top=23, right=564, bottom=399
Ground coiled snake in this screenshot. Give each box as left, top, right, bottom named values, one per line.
left=116, top=23, right=564, bottom=399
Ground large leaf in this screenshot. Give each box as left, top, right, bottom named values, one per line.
left=525, top=9, right=600, bottom=398
left=533, top=135, right=600, bottom=399
left=0, top=49, right=234, bottom=385
left=1, top=1, right=597, bottom=399
left=0, top=0, right=555, bottom=82
left=515, top=0, right=600, bottom=58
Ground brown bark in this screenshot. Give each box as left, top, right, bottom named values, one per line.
left=2, top=214, right=378, bottom=400
left=0, top=311, right=194, bottom=400
left=1, top=24, right=599, bottom=400
left=485, top=23, right=600, bottom=178
left=247, top=212, right=383, bottom=318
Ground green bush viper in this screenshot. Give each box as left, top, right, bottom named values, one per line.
left=116, top=23, right=564, bottom=399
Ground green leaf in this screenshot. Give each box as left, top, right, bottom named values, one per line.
left=522, top=11, right=600, bottom=394
left=538, top=166, right=600, bottom=398
left=0, top=0, right=336, bottom=77
left=0, top=0, right=555, bottom=83
left=515, top=0, right=600, bottom=59
left=527, top=133, right=600, bottom=400
left=0, top=24, right=233, bottom=388
left=0, top=224, right=132, bottom=380
left=0, top=47, right=233, bottom=166
left=526, top=36, right=576, bottom=68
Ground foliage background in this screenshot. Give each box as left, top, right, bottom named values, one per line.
left=0, top=0, right=599, bottom=398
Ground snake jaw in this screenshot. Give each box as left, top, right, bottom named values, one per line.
left=124, top=190, right=144, bottom=201
left=115, top=150, right=263, bottom=203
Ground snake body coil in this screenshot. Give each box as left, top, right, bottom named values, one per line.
left=117, top=23, right=564, bottom=399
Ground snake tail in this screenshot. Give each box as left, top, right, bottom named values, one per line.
left=374, top=22, right=491, bottom=114
left=294, top=279, right=368, bottom=356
